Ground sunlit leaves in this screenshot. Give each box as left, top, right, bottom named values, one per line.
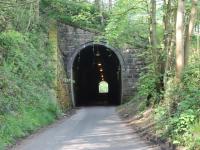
left=105, top=0, right=149, bottom=47
left=41, top=0, right=101, bottom=29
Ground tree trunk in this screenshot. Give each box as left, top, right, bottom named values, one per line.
left=109, top=0, right=112, bottom=10
left=163, top=0, right=171, bottom=82
left=95, top=0, right=100, bottom=11
left=150, top=0, right=165, bottom=103
left=100, top=0, right=104, bottom=26
left=151, top=0, right=157, bottom=52
left=184, top=0, right=198, bottom=65
left=35, top=0, right=40, bottom=23
left=163, top=0, right=171, bottom=54
left=176, top=0, right=185, bottom=80
left=26, top=3, right=33, bottom=32
left=94, top=0, right=104, bottom=26
left=150, top=0, right=158, bottom=72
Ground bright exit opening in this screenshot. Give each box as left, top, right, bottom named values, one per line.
left=99, top=81, right=109, bottom=93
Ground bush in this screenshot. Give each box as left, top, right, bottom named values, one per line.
left=0, top=30, right=61, bottom=149
left=40, top=0, right=103, bottom=30
left=153, top=56, right=200, bottom=149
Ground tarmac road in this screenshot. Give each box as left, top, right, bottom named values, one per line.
left=11, top=107, right=160, bottom=150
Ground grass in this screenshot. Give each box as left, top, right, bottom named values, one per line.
left=0, top=102, right=61, bottom=150
left=0, top=29, right=64, bottom=149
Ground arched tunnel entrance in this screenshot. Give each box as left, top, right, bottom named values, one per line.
left=72, top=44, right=122, bottom=107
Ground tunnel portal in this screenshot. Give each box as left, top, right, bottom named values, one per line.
left=72, top=44, right=122, bottom=106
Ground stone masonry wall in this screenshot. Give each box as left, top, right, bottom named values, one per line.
left=57, top=22, right=96, bottom=73
left=122, top=48, right=144, bottom=101
left=57, top=22, right=144, bottom=103
left=49, top=21, right=71, bottom=110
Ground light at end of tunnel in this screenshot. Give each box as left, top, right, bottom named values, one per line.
left=96, top=50, right=100, bottom=56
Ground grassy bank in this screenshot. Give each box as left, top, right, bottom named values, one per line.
left=0, top=29, right=63, bottom=149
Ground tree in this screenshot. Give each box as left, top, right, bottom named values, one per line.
left=184, top=0, right=198, bottom=65
left=94, top=0, right=104, bottom=26
left=109, top=0, right=112, bottom=10
left=149, top=0, right=158, bottom=72
left=150, top=0, right=165, bottom=101
left=176, top=0, right=185, bottom=80
left=150, top=0, right=157, bottom=51
left=35, top=0, right=40, bottom=23
left=95, top=0, right=101, bottom=11
left=163, top=0, right=176, bottom=86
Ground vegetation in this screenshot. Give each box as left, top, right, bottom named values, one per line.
left=105, top=0, right=200, bottom=149
left=0, top=1, right=65, bottom=149
left=0, top=29, right=62, bottom=149
left=0, top=0, right=104, bottom=148
left=40, top=0, right=108, bottom=31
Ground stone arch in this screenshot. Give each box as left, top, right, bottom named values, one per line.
left=69, top=41, right=125, bottom=70
left=69, top=41, right=125, bottom=106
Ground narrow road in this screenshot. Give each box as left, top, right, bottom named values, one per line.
left=11, top=107, right=160, bottom=150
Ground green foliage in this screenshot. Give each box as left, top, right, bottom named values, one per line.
left=151, top=55, right=200, bottom=149
left=105, top=0, right=164, bottom=106
left=0, top=29, right=61, bottom=149
left=137, top=101, right=147, bottom=112
left=0, top=1, right=101, bottom=149
left=41, top=0, right=104, bottom=30
left=0, top=0, right=40, bottom=32
left=104, top=0, right=149, bottom=47
left=107, top=0, right=200, bottom=149
left=137, top=67, right=156, bottom=99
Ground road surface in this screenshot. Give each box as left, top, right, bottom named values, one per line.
left=11, top=107, right=160, bottom=150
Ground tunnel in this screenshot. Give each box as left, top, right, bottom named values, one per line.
left=72, top=44, right=122, bottom=106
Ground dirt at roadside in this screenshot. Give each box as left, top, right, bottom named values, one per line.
left=117, top=101, right=179, bottom=150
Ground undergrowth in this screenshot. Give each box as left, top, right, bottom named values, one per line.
left=161, top=55, right=200, bottom=149
left=0, top=29, right=62, bottom=149
left=119, top=46, right=200, bottom=150
left=41, top=0, right=106, bottom=31
left=126, top=53, right=200, bottom=149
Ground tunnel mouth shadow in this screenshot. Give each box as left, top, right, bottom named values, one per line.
left=72, top=44, right=122, bottom=107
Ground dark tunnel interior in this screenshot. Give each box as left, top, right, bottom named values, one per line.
left=73, top=44, right=122, bottom=106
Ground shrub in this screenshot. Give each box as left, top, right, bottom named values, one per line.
left=0, top=30, right=61, bottom=149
